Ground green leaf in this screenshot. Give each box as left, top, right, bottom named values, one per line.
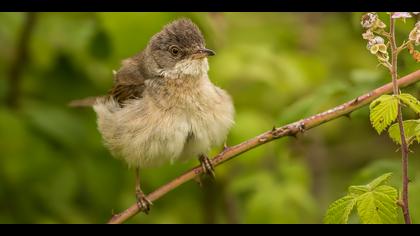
left=399, top=93, right=420, bottom=114
left=367, top=172, right=393, bottom=189
left=416, top=124, right=420, bottom=143
left=349, top=172, right=392, bottom=195
left=369, top=95, right=399, bottom=134
left=349, top=186, right=369, bottom=196
left=388, top=120, right=420, bottom=146
left=356, top=185, right=398, bottom=224
left=324, top=173, right=398, bottom=224
left=324, top=195, right=357, bottom=224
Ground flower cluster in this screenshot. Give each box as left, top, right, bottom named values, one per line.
left=361, top=12, right=420, bottom=64
left=361, top=12, right=386, bottom=30
left=392, top=12, right=419, bottom=19
left=409, top=21, right=420, bottom=46
left=391, top=12, right=420, bottom=62
left=361, top=13, right=389, bottom=63
left=407, top=20, right=420, bottom=62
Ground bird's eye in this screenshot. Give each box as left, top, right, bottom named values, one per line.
left=169, top=46, right=180, bottom=56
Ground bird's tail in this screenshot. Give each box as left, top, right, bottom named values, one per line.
left=68, top=96, right=102, bottom=107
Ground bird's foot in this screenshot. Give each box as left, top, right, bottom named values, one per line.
left=136, top=190, right=153, bottom=214
left=199, top=154, right=215, bottom=179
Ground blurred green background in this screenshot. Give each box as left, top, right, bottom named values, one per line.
left=0, top=12, right=419, bottom=224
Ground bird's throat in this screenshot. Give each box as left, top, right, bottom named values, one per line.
left=159, top=58, right=209, bottom=79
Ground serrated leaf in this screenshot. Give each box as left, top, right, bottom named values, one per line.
left=399, top=93, right=420, bottom=114
left=349, top=173, right=392, bottom=196
left=349, top=186, right=369, bottom=196
left=369, top=95, right=399, bottom=134
left=388, top=120, right=420, bottom=146
left=367, top=172, right=393, bottom=190
left=325, top=173, right=398, bottom=224
left=324, top=195, right=357, bottom=224
left=356, top=185, right=398, bottom=224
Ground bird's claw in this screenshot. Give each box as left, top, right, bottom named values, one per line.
left=199, top=155, right=215, bottom=179
left=223, top=142, right=229, bottom=151
left=136, top=190, right=153, bottom=214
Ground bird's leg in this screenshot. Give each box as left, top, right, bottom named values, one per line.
left=135, top=167, right=153, bottom=214
left=199, top=154, right=215, bottom=179
left=222, top=142, right=229, bottom=152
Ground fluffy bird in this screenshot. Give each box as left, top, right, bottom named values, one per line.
left=70, top=18, right=235, bottom=213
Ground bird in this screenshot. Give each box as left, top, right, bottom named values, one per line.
left=69, top=18, right=235, bottom=213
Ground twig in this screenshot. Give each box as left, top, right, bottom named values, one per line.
left=389, top=15, right=411, bottom=224
left=6, top=12, right=37, bottom=109
left=108, top=69, right=420, bottom=224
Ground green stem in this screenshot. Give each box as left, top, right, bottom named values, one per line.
left=389, top=14, right=411, bottom=224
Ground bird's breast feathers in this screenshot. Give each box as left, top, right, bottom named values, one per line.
left=93, top=75, right=234, bottom=168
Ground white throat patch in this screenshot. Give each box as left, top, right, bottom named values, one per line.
left=159, top=58, right=209, bottom=79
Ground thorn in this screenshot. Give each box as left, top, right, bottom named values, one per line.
left=298, top=122, right=305, bottom=133
left=344, top=113, right=352, bottom=119
left=272, top=126, right=277, bottom=132
left=352, top=97, right=359, bottom=105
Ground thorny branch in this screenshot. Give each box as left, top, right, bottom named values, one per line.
left=108, top=69, right=420, bottom=224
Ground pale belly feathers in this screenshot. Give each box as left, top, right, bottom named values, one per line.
left=93, top=77, right=235, bottom=168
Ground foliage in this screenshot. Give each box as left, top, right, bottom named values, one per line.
left=399, top=93, right=420, bottom=114
left=1, top=12, right=419, bottom=224
left=369, top=95, right=398, bottom=134
left=388, top=120, right=420, bottom=146
left=325, top=173, right=398, bottom=224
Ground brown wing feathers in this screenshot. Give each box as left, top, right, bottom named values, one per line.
left=68, top=56, right=145, bottom=108
left=109, top=57, right=146, bottom=106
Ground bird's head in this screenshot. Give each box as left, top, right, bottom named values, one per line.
left=146, top=18, right=215, bottom=79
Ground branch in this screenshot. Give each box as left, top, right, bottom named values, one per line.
left=389, top=15, right=411, bottom=224
left=108, top=69, right=420, bottom=224
left=6, top=12, right=37, bottom=109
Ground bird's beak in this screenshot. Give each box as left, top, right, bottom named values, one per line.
left=191, top=48, right=216, bottom=59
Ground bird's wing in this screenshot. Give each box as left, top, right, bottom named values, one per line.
left=109, top=56, right=146, bottom=106
left=69, top=55, right=146, bottom=108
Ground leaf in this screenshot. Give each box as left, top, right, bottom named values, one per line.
left=324, top=195, right=357, bottom=224
left=388, top=120, right=420, bottom=146
left=349, top=172, right=392, bottom=195
left=399, top=93, right=420, bottom=114
left=356, top=185, right=398, bottom=224
left=416, top=123, right=420, bottom=143
left=369, top=95, right=399, bottom=134
left=324, top=173, right=398, bottom=224
left=367, top=172, right=393, bottom=189
left=349, top=186, right=369, bottom=196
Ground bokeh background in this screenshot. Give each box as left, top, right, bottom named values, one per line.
left=0, top=12, right=419, bottom=224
